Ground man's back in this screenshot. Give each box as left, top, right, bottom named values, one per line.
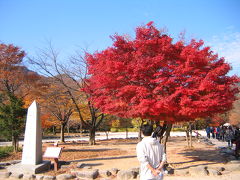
left=137, top=136, right=166, bottom=180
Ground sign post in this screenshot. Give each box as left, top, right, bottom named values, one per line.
left=43, top=147, right=62, bottom=171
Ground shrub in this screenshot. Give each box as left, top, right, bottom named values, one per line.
left=0, top=146, right=14, bottom=159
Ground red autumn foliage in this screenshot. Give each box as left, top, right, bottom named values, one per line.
left=210, top=114, right=228, bottom=126
left=84, top=22, right=239, bottom=123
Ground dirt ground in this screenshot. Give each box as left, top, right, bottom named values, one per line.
left=1, top=136, right=239, bottom=179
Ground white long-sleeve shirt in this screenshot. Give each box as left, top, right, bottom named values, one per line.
left=136, top=136, right=166, bottom=180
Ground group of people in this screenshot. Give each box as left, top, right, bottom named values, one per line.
left=206, top=125, right=240, bottom=158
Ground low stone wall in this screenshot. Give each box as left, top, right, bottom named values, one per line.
left=1, top=158, right=240, bottom=179
left=0, top=161, right=139, bottom=180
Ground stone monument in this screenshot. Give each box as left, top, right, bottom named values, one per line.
left=22, top=100, right=42, bottom=164
left=8, top=101, right=50, bottom=174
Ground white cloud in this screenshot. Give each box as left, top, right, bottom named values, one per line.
left=207, top=29, right=240, bottom=76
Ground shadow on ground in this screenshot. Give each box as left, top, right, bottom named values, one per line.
left=62, top=148, right=116, bottom=153
left=170, top=148, right=229, bottom=169
left=178, top=149, right=227, bottom=162
left=69, top=155, right=136, bottom=163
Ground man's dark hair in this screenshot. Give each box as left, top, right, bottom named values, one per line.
left=141, top=124, right=153, bottom=136
left=152, top=125, right=163, bottom=138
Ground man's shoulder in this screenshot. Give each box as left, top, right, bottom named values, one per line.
left=137, top=140, right=144, bottom=146
left=136, top=138, right=149, bottom=148
left=136, top=140, right=145, bottom=151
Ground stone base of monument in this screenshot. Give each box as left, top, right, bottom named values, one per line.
left=7, top=161, right=51, bottom=174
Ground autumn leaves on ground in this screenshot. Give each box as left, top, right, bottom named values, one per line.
left=0, top=136, right=228, bottom=177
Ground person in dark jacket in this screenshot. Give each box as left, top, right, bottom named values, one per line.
left=234, top=127, right=240, bottom=159
left=206, top=126, right=211, bottom=139
left=226, top=126, right=234, bottom=148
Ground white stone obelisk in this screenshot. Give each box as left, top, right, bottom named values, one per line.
left=22, top=100, right=42, bottom=165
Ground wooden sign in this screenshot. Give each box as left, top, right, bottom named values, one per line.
left=43, top=147, right=62, bottom=159
left=53, top=141, right=59, bottom=147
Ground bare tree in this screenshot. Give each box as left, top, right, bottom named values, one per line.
left=28, top=43, right=104, bottom=145
left=39, top=78, right=73, bottom=142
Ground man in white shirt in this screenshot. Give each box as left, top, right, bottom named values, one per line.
left=136, top=124, right=166, bottom=180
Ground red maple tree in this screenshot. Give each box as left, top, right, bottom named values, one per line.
left=85, top=22, right=239, bottom=125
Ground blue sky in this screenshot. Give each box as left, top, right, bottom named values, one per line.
left=0, top=0, right=240, bottom=75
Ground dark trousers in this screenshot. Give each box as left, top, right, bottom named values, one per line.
left=235, top=142, right=240, bottom=159
left=228, top=140, right=232, bottom=147
left=207, top=133, right=210, bottom=139
left=212, top=133, right=215, bottom=139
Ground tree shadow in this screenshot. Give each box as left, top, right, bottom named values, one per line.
left=62, top=148, right=115, bottom=153
left=71, top=162, right=104, bottom=167
left=171, top=148, right=229, bottom=169
left=178, top=149, right=227, bottom=162
left=170, top=160, right=197, bottom=165
left=61, top=142, right=89, bottom=146
left=173, top=162, right=219, bottom=170
left=167, top=136, right=187, bottom=143
left=106, top=142, right=138, bottom=145
left=81, top=163, right=103, bottom=167
left=69, top=155, right=136, bottom=163
left=45, top=141, right=89, bottom=147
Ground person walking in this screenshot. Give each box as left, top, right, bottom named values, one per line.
left=210, top=127, right=215, bottom=139
left=222, top=126, right=227, bottom=141
left=225, top=126, right=234, bottom=148
left=136, top=124, right=166, bottom=180
left=216, top=126, right=220, bottom=140
left=206, top=126, right=211, bottom=139
left=219, top=126, right=224, bottom=141
left=234, top=127, right=240, bottom=159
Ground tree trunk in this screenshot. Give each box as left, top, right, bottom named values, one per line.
left=89, top=127, right=96, bottom=145
left=138, top=127, right=142, bottom=142
left=67, top=121, right=70, bottom=135
left=105, top=131, right=109, bottom=140
left=186, top=130, right=190, bottom=147
left=60, top=124, right=65, bottom=143
left=126, top=127, right=128, bottom=139
left=138, top=119, right=144, bottom=142
left=162, top=124, right=172, bottom=153
left=89, top=116, right=96, bottom=145
left=12, top=135, right=18, bottom=152
left=158, top=124, right=168, bottom=143
left=189, top=122, right=193, bottom=147
left=194, top=122, right=197, bottom=130
left=52, top=126, right=56, bottom=135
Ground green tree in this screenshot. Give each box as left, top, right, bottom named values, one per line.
left=0, top=94, right=26, bottom=152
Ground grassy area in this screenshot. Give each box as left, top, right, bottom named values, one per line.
left=110, top=128, right=136, bottom=132
left=171, top=127, right=186, bottom=132
left=0, top=146, right=14, bottom=159
left=110, top=127, right=187, bottom=132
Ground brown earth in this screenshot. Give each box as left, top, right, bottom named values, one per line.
left=1, top=136, right=239, bottom=179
